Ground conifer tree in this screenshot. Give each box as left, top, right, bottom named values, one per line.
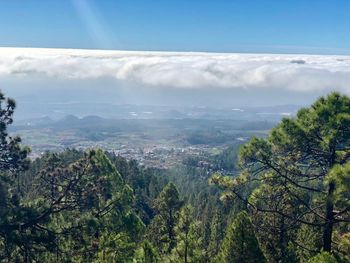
left=142, top=240, right=160, bottom=263
left=212, top=92, right=350, bottom=253
left=215, top=211, right=265, bottom=263
left=0, top=91, right=32, bottom=261
left=41, top=149, right=145, bottom=262
left=208, top=209, right=225, bottom=258
left=171, top=205, right=204, bottom=263
left=147, top=182, right=183, bottom=254
left=295, top=223, right=322, bottom=263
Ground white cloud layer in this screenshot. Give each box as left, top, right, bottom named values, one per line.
left=1, top=47, right=350, bottom=93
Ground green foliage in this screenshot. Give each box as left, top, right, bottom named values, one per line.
left=325, top=162, right=350, bottom=208
left=29, top=149, right=144, bottom=262
left=248, top=184, right=300, bottom=263
left=208, top=209, right=225, bottom=258
left=93, top=232, right=137, bottom=263
left=134, top=240, right=160, bottom=263
left=307, top=251, right=338, bottom=263
left=3, top=89, right=350, bottom=262
left=212, top=92, right=350, bottom=254
left=334, top=231, right=350, bottom=262
left=215, top=211, right=266, bottom=263
left=107, top=153, right=168, bottom=224
left=146, top=183, right=183, bottom=254
left=0, top=91, right=33, bottom=262
left=170, top=205, right=204, bottom=263
left=1, top=144, right=144, bottom=261
left=296, top=224, right=322, bottom=263
left=212, top=145, right=239, bottom=171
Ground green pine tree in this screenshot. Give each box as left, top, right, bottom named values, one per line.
left=212, top=92, right=350, bottom=253
left=215, top=211, right=265, bottom=263
left=296, top=223, right=322, bottom=263
left=208, top=209, right=225, bottom=258
left=146, top=183, right=183, bottom=254
left=170, top=205, right=204, bottom=263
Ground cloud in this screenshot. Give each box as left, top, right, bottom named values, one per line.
left=1, top=47, right=350, bottom=93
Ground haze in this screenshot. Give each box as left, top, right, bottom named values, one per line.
left=1, top=47, right=349, bottom=119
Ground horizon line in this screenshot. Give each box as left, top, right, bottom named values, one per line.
left=1, top=46, right=350, bottom=57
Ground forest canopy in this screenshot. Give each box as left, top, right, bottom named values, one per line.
left=0, top=91, right=350, bottom=262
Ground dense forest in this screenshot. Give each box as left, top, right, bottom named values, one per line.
left=1, top=91, right=350, bottom=263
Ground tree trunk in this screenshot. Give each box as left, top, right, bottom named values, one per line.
left=323, top=182, right=335, bottom=252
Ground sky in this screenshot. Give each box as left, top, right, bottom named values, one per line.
left=1, top=0, right=350, bottom=117
left=1, top=0, right=350, bottom=54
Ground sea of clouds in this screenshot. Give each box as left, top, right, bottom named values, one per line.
left=0, top=47, right=350, bottom=93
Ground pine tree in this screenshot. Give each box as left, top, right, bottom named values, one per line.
left=215, top=211, right=265, bottom=263
left=212, top=92, right=350, bottom=253
left=142, top=240, right=160, bottom=263
left=147, top=182, right=183, bottom=254
left=208, top=209, right=225, bottom=258
left=0, top=91, right=32, bottom=261
left=36, top=149, right=145, bottom=262
left=134, top=240, right=160, bottom=263
left=171, top=205, right=204, bottom=263
left=0, top=145, right=144, bottom=262
left=296, top=223, right=322, bottom=263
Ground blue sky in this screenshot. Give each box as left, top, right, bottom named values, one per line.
left=1, top=0, right=350, bottom=54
